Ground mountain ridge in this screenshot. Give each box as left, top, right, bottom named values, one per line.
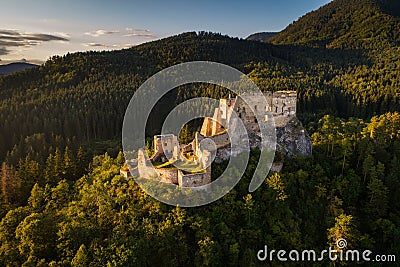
left=0, top=62, right=37, bottom=75
left=268, top=0, right=400, bottom=49
left=246, top=32, right=278, bottom=42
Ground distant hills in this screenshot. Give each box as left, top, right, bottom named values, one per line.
left=249, top=0, right=400, bottom=49
left=0, top=62, right=37, bottom=75
left=246, top=32, right=278, bottom=42
left=268, top=0, right=400, bottom=49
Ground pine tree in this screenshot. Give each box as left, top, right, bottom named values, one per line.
left=53, top=148, right=63, bottom=180
left=116, top=151, right=125, bottom=166
left=27, top=184, right=45, bottom=212
left=367, top=173, right=389, bottom=219
left=71, top=244, right=88, bottom=267
left=362, top=153, right=375, bottom=184
left=16, top=213, right=57, bottom=263
left=49, top=180, right=70, bottom=210
left=179, top=124, right=191, bottom=144
left=75, top=147, right=87, bottom=179
left=63, top=146, right=75, bottom=181
left=15, top=156, right=40, bottom=205
left=44, top=154, right=56, bottom=185
left=1, top=162, right=19, bottom=205
left=266, top=173, right=288, bottom=201
left=327, top=214, right=361, bottom=250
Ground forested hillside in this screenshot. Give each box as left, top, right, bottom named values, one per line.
left=246, top=32, right=278, bottom=42
left=269, top=0, right=400, bottom=49
left=1, top=113, right=399, bottom=266
left=1, top=30, right=400, bottom=165
left=0, top=0, right=400, bottom=265
left=0, top=32, right=281, bottom=165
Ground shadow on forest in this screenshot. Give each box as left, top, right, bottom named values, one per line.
left=269, top=43, right=373, bottom=67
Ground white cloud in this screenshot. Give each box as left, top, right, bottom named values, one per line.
left=123, top=33, right=156, bottom=38
left=84, top=29, right=120, bottom=37
left=0, top=29, right=69, bottom=56
left=126, top=27, right=150, bottom=32
left=123, top=27, right=156, bottom=38
left=82, top=42, right=138, bottom=49
left=54, top=32, right=71, bottom=38
left=82, top=42, right=108, bottom=47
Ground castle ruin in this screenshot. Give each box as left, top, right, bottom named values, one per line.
left=122, top=90, right=312, bottom=186
left=125, top=134, right=212, bottom=188
left=201, top=91, right=297, bottom=137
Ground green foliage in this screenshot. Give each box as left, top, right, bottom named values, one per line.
left=270, top=0, right=400, bottom=50
left=71, top=244, right=88, bottom=267
left=0, top=2, right=400, bottom=263
left=0, top=110, right=399, bottom=265
left=266, top=173, right=288, bottom=201
left=327, top=214, right=361, bottom=250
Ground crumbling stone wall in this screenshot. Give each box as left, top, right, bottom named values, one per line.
left=271, top=91, right=296, bottom=116
left=178, top=167, right=211, bottom=187
left=152, top=134, right=179, bottom=162
left=200, top=91, right=297, bottom=137
left=155, top=168, right=178, bottom=184
left=131, top=90, right=308, bottom=187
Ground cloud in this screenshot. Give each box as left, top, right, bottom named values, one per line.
left=0, top=30, right=68, bottom=43
left=82, top=42, right=108, bottom=47
left=0, top=29, right=69, bottom=55
left=126, top=27, right=150, bottom=32
left=0, top=47, right=8, bottom=56
left=54, top=32, right=71, bottom=38
left=22, top=33, right=68, bottom=42
left=123, top=33, right=156, bottom=38
left=82, top=43, right=135, bottom=49
left=124, top=27, right=156, bottom=38
left=82, top=42, right=138, bottom=50
left=0, top=30, right=20, bottom=35
left=84, top=29, right=119, bottom=37
left=0, top=31, right=67, bottom=57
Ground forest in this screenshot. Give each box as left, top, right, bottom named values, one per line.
left=1, top=113, right=399, bottom=266
left=1, top=0, right=400, bottom=265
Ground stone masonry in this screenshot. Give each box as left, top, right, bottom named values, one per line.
left=124, top=90, right=312, bottom=186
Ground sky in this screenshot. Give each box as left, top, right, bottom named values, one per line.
left=0, top=0, right=332, bottom=64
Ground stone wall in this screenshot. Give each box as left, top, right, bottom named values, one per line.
left=272, top=91, right=296, bottom=116
left=155, top=168, right=178, bottom=184
left=194, top=132, right=230, bottom=160
left=178, top=167, right=211, bottom=187
left=200, top=113, right=225, bottom=137
left=137, top=149, right=157, bottom=179
left=274, top=115, right=293, bottom=128
left=200, top=117, right=213, bottom=136
left=132, top=90, right=308, bottom=189
left=275, top=117, right=312, bottom=156
left=152, top=134, right=179, bottom=162
left=200, top=91, right=297, bottom=138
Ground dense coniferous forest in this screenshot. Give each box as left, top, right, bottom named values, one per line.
left=0, top=0, right=400, bottom=265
